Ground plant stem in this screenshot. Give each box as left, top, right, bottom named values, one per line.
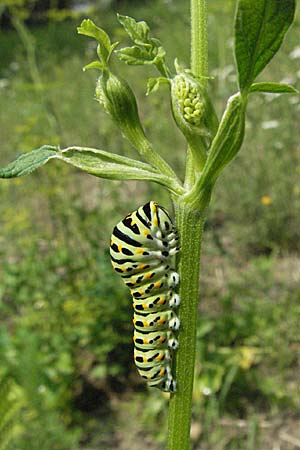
left=168, top=199, right=205, bottom=450
left=139, top=137, right=182, bottom=183
left=184, top=147, right=196, bottom=190
left=191, top=0, right=208, bottom=83
left=167, top=3, right=209, bottom=449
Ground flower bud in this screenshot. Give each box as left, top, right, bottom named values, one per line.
left=96, top=70, right=146, bottom=146
left=171, top=73, right=209, bottom=139
left=171, top=72, right=219, bottom=170
left=172, top=74, right=205, bottom=127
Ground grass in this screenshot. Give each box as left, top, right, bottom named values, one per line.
left=0, top=1, right=300, bottom=449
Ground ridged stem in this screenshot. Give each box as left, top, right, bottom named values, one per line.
left=167, top=199, right=205, bottom=450
left=185, top=0, right=209, bottom=189
left=191, top=0, right=208, bottom=83
left=167, top=3, right=209, bottom=448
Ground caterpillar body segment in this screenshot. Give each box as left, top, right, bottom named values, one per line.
left=133, top=329, right=179, bottom=350
left=110, top=201, right=180, bottom=393
left=133, top=290, right=180, bottom=313
left=133, top=310, right=180, bottom=332
left=134, top=348, right=171, bottom=367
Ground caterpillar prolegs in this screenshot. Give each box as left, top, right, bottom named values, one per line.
left=110, top=201, right=180, bottom=392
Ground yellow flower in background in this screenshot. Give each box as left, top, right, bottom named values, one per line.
left=261, top=195, right=272, bottom=205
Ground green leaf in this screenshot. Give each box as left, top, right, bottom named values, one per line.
left=200, top=93, right=246, bottom=186
left=152, top=46, right=166, bottom=65
left=117, top=14, right=150, bottom=44
left=117, top=46, right=152, bottom=65
left=235, top=0, right=296, bottom=90
left=117, top=45, right=166, bottom=69
left=249, top=82, right=299, bottom=94
left=0, top=146, right=179, bottom=193
left=57, top=147, right=160, bottom=181
left=0, top=145, right=57, bottom=178
left=116, top=13, right=169, bottom=76
left=77, top=19, right=111, bottom=64
left=83, top=60, right=104, bottom=72
left=146, top=77, right=170, bottom=95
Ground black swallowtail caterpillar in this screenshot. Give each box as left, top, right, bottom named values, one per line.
left=110, top=201, right=180, bottom=392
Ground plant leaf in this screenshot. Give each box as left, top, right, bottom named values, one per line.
left=200, top=93, right=246, bottom=187
left=117, top=14, right=150, bottom=44
left=249, top=82, right=299, bottom=94
left=146, top=77, right=170, bottom=95
left=83, top=60, right=104, bottom=72
left=235, top=0, right=296, bottom=90
left=0, top=145, right=57, bottom=178
left=117, top=46, right=153, bottom=65
left=152, top=46, right=166, bottom=65
left=116, top=14, right=168, bottom=75
left=0, top=146, right=179, bottom=193
left=57, top=147, right=159, bottom=180
left=77, top=19, right=111, bottom=64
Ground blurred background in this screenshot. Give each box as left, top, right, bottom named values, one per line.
left=0, top=1, right=300, bottom=449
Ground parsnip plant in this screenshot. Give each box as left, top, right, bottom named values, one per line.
left=0, top=1, right=297, bottom=449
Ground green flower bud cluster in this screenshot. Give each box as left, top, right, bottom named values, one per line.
left=171, top=71, right=219, bottom=172
left=172, top=74, right=205, bottom=127
left=171, top=72, right=212, bottom=170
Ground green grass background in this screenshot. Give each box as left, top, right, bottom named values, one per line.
left=0, top=1, right=300, bottom=449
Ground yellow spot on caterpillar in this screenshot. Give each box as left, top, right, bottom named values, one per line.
left=143, top=230, right=150, bottom=236
left=131, top=220, right=136, bottom=226
left=139, top=290, right=144, bottom=296
left=142, top=304, right=148, bottom=309
left=158, top=318, right=166, bottom=325
left=156, top=354, right=163, bottom=361
left=118, top=245, right=122, bottom=252
left=143, top=320, right=148, bottom=327
left=159, top=369, right=166, bottom=376
left=138, top=264, right=147, bottom=270
left=144, top=338, right=149, bottom=344
left=137, top=249, right=145, bottom=254
left=143, top=356, right=147, bottom=363
left=158, top=336, right=165, bottom=343
left=154, top=281, right=162, bottom=289
left=158, top=298, right=165, bottom=305
left=122, top=267, right=126, bottom=272
left=145, top=272, right=152, bottom=279
left=153, top=218, right=158, bottom=226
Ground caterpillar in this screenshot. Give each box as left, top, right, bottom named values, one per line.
left=110, top=201, right=180, bottom=393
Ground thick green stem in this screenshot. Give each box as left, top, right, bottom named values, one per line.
left=184, top=147, right=196, bottom=190
left=167, top=3, right=208, bottom=449
left=168, top=199, right=205, bottom=450
left=191, top=0, right=208, bottom=82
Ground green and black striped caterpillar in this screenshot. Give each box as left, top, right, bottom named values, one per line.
left=110, top=201, right=180, bottom=392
